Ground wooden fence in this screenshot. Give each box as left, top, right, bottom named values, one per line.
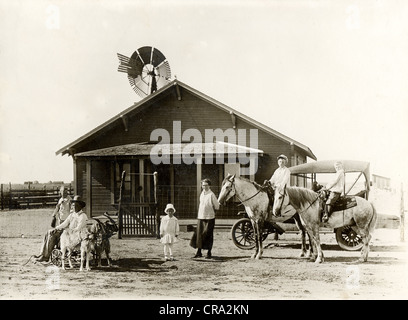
left=0, top=183, right=73, bottom=210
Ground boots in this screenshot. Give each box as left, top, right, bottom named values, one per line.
left=322, top=204, right=332, bottom=223
left=193, top=249, right=202, bottom=258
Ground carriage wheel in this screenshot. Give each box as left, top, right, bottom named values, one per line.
left=231, top=218, right=269, bottom=250
left=335, top=226, right=364, bottom=251
left=50, top=248, right=62, bottom=267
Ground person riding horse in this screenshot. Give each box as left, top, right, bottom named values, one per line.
left=321, top=161, right=345, bottom=222
left=263, top=154, right=291, bottom=218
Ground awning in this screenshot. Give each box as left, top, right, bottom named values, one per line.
left=75, top=141, right=264, bottom=157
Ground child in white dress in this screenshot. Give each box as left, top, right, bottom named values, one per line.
left=160, top=204, right=180, bottom=261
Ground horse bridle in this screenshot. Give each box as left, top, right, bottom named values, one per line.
left=225, top=177, right=263, bottom=205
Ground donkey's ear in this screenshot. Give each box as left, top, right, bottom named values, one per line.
left=231, top=174, right=236, bottom=180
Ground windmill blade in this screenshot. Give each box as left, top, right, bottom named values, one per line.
left=151, top=47, right=166, bottom=67
left=131, top=76, right=150, bottom=97
left=155, top=61, right=171, bottom=80
left=137, top=46, right=153, bottom=65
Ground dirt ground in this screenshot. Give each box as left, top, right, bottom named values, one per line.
left=1, top=209, right=407, bottom=300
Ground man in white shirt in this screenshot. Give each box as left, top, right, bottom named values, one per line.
left=35, top=195, right=87, bottom=262
left=322, top=161, right=345, bottom=222
left=269, top=154, right=291, bottom=190
left=264, top=154, right=291, bottom=218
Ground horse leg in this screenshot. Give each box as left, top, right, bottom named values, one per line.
left=358, top=230, right=371, bottom=263
left=307, top=233, right=313, bottom=259
left=305, top=226, right=323, bottom=263
left=294, top=214, right=308, bottom=258
left=67, top=249, right=74, bottom=269
left=311, top=226, right=324, bottom=264
left=61, top=247, right=66, bottom=270
left=251, top=221, right=259, bottom=259
left=80, top=246, right=85, bottom=271
left=255, top=221, right=264, bottom=259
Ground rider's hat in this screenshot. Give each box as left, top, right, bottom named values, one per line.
left=71, top=195, right=86, bottom=208
left=277, top=154, right=288, bottom=162
left=164, top=203, right=176, bottom=214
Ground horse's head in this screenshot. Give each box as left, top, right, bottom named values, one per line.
left=218, top=174, right=236, bottom=206
left=272, top=185, right=289, bottom=217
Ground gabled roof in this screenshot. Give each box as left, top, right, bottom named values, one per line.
left=56, top=79, right=316, bottom=159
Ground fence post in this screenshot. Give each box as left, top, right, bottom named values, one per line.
left=154, top=171, right=160, bottom=239
left=117, top=170, right=126, bottom=239
left=9, top=182, right=12, bottom=210
left=1, top=184, right=3, bottom=210
left=400, top=182, right=405, bottom=242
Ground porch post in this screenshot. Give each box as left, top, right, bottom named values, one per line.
left=86, top=159, right=92, bottom=217
left=170, top=163, right=175, bottom=204
left=139, top=158, right=145, bottom=203
left=196, top=156, right=202, bottom=209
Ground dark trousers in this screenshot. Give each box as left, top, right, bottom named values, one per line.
left=39, top=229, right=63, bottom=260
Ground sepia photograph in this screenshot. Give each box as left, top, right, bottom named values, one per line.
left=1, top=0, right=407, bottom=306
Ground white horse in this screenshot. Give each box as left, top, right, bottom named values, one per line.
left=218, top=174, right=311, bottom=260
left=273, top=185, right=377, bottom=263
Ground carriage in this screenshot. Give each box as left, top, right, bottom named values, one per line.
left=231, top=160, right=371, bottom=251
left=50, top=212, right=118, bottom=268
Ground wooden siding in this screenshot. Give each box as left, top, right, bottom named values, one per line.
left=72, top=85, right=309, bottom=219
left=91, top=160, right=116, bottom=217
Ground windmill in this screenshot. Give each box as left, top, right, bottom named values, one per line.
left=117, top=46, right=171, bottom=98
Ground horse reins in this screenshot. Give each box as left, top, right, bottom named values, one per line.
left=228, top=178, right=263, bottom=205
left=279, top=187, right=321, bottom=216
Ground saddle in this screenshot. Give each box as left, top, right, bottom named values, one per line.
left=319, top=191, right=358, bottom=213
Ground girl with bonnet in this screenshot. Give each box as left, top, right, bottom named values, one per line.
left=160, top=203, right=180, bottom=261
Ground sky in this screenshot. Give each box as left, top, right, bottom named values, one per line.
left=1, top=0, right=407, bottom=187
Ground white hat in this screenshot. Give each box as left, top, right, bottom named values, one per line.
left=277, top=154, right=288, bottom=162
left=164, top=203, right=176, bottom=213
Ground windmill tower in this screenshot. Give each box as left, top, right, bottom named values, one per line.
left=117, top=46, right=171, bottom=98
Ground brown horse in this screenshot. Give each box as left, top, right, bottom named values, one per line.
left=218, top=174, right=311, bottom=259
left=273, top=185, right=377, bottom=263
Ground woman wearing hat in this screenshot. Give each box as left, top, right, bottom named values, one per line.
left=55, top=195, right=88, bottom=232
left=159, top=204, right=180, bottom=261
left=35, top=195, right=88, bottom=262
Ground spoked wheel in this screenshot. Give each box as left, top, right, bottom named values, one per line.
left=50, top=248, right=62, bottom=267
left=335, top=226, right=364, bottom=251
left=231, top=218, right=268, bottom=250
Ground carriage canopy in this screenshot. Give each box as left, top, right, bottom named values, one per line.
left=289, top=160, right=371, bottom=196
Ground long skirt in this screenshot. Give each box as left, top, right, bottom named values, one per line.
left=189, top=218, right=215, bottom=250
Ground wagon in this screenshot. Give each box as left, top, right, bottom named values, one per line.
left=231, top=160, right=371, bottom=251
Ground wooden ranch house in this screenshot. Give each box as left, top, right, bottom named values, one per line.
left=56, top=79, right=316, bottom=236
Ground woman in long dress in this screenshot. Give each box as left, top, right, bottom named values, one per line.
left=190, top=179, right=220, bottom=259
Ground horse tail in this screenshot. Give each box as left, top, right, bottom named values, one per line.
left=368, top=202, right=378, bottom=234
